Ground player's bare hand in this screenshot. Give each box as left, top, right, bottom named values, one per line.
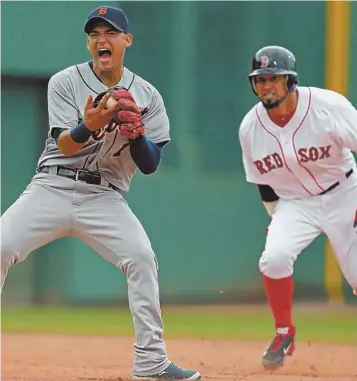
left=83, top=93, right=119, bottom=131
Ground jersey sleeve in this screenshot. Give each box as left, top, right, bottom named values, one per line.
left=47, top=71, right=79, bottom=136
left=238, top=122, right=268, bottom=185
left=142, top=88, right=170, bottom=144
left=333, top=97, right=357, bottom=152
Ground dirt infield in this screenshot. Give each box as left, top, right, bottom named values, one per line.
left=2, top=333, right=356, bottom=381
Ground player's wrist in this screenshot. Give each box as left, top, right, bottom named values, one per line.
left=70, top=121, right=93, bottom=143
left=82, top=119, right=100, bottom=132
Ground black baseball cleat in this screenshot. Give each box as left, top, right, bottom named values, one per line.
left=262, top=326, right=295, bottom=370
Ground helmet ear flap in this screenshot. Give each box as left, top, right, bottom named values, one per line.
left=286, top=75, right=298, bottom=92
left=250, top=77, right=258, bottom=95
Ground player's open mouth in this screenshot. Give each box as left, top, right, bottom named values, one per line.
left=98, top=48, right=112, bottom=63
left=263, top=93, right=275, bottom=99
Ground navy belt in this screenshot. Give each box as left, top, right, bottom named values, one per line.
left=319, top=169, right=353, bottom=195
left=37, top=166, right=122, bottom=193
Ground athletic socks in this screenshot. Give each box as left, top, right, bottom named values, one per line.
left=263, top=275, right=294, bottom=329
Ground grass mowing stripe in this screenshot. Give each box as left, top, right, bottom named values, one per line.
left=1, top=307, right=356, bottom=344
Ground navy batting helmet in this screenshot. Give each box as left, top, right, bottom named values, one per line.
left=248, top=46, right=298, bottom=95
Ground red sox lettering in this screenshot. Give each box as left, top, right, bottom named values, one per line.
left=298, top=145, right=332, bottom=163
left=254, top=145, right=332, bottom=174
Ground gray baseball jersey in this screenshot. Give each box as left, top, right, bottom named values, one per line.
left=1, top=62, right=173, bottom=376
left=37, top=62, right=170, bottom=192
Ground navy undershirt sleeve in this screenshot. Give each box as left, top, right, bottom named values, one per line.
left=257, top=184, right=280, bottom=202
left=129, top=136, right=168, bottom=174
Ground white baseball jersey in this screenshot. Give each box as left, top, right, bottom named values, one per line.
left=37, top=62, right=170, bottom=192
left=239, top=86, right=357, bottom=199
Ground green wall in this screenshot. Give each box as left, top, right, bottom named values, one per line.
left=1, top=1, right=334, bottom=305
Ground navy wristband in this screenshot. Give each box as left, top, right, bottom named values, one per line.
left=70, top=122, right=92, bottom=143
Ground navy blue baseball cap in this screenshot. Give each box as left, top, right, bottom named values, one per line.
left=84, top=6, right=129, bottom=34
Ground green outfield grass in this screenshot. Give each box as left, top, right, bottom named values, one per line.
left=1, top=305, right=356, bottom=344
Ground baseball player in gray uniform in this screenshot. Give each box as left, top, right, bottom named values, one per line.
left=1, top=5, right=201, bottom=381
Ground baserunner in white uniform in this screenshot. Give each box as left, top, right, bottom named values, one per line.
left=0, top=5, right=201, bottom=381
left=238, top=45, right=357, bottom=371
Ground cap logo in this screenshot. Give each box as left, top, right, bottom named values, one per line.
left=260, top=55, right=269, bottom=68
left=98, top=7, right=107, bottom=15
